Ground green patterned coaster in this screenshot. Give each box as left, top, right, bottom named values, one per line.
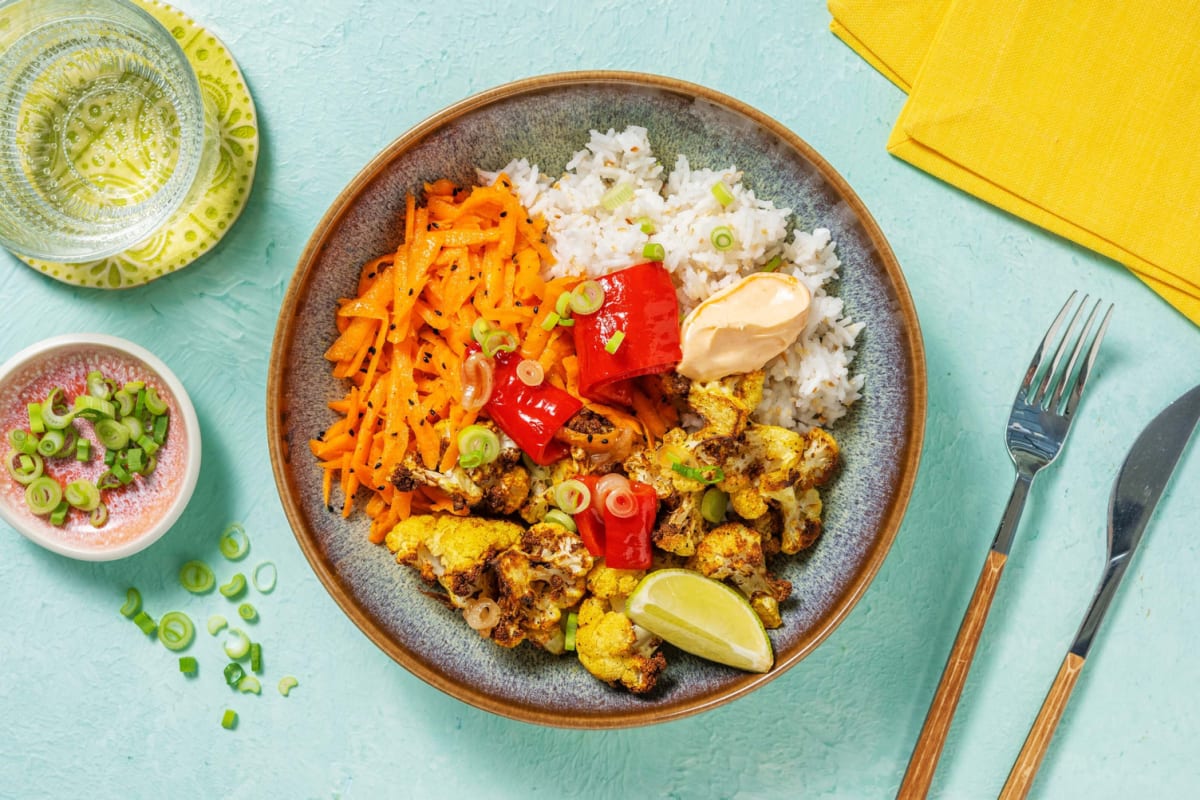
left=19, top=0, right=259, bottom=288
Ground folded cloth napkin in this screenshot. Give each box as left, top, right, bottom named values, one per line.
left=829, top=0, right=1200, bottom=326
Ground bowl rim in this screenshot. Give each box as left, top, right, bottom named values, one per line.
left=0, top=332, right=202, bottom=561
left=267, top=70, right=927, bottom=728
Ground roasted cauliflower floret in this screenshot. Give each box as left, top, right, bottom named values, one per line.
left=384, top=513, right=522, bottom=606
left=491, top=523, right=594, bottom=651
left=652, top=489, right=707, bottom=557
left=574, top=597, right=666, bottom=694
left=766, top=486, right=823, bottom=554
left=796, top=427, right=839, bottom=489
left=688, top=522, right=792, bottom=628
left=586, top=559, right=645, bottom=603
left=686, top=372, right=764, bottom=439
left=391, top=420, right=530, bottom=515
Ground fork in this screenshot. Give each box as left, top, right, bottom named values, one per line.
left=896, top=292, right=1113, bottom=800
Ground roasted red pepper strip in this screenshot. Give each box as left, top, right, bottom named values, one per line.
left=571, top=474, right=606, bottom=556
left=603, top=480, right=657, bottom=569
left=483, top=348, right=582, bottom=465
left=573, top=262, right=682, bottom=402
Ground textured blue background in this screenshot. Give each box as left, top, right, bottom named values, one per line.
left=2, top=2, right=1198, bottom=798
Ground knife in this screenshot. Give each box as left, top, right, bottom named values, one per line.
left=999, top=382, right=1200, bottom=799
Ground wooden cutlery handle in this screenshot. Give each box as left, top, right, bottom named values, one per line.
left=1000, top=652, right=1086, bottom=800
left=897, top=549, right=1008, bottom=800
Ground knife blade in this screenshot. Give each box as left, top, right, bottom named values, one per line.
left=1000, top=382, right=1200, bottom=800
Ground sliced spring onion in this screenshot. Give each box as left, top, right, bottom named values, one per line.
left=551, top=479, right=591, bottom=514
left=27, top=403, right=45, bottom=434
left=515, top=359, right=544, bottom=387
left=554, top=292, right=574, bottom=318
left=94, top=419, right=129, bottom=450
left=238, top=603, right=257, bottom=622
left=179, top=560, right=216, bottom=594
left=762, top=254, right=783, bottom=272
left=223, top=662, right=246, bottom=687
left=604, top=331, right=626, bottom=354
left=252, top=562, right=277, bottom=593
left=126, top=448, right=144, bottom=474
left=122, top=415, right=144, bottom=443
left=133, top=611, right=157, bottom=636
left=113, top=389, right=135, bottom=417
left=643, top=243, right=665, bottom=261
left=224, top=628, right=251, bottom=660
left=556, top=317, right=575, bottom=328
left=207, top=615, right=228, bottom=635
left=136, top=435, right=159, bottom=456
left=36, top=429, right=64, bottom=457
left=89, top=503, right=108, bottom=528
left=40, top=388, right=74, bottom=430
left=143, top=387, right=168, bottom=416
left=460, top=351, right=495, bottom=413
left=457, top=425, right=501, bottom=470
left=543, top=508, right=577, bottom=533
left=96, top=470, right=122, bottom=490
left=141, top=455, right=157, bottom=476
left=158, top=611, right=195, bottom=651
left=219, top=573, right=247, bottom=599
left=110, top=461, right=132, bottom=485
left=219, top=523, right=249, bottom=561
left=6, top=450, right=43, bottom=485
left=564, top=612, right=579, bottom=652
left=710, top=225, right=735, bottom=251
left=470, top=317, right=493, bottom=343
left=119, top=587, right=142, bottom=619
left=636, top=216, right=656, bottom=234
left=179, top=656, right=198, bottom=675
left=8, top=429, right=38, bottom=455
left=600, top=181, right=634, bottom=211
left=48, top=500, right=68, bottom=526
left=670, top=462, right=725, bottom=484
left=64, top=479, right=100, bottom=511
left=72, top=395, right=116, bottom=420
left=25, top=476, right=62, bottom=515
left=569, top=280, right=606, bottom=315
left=480, top=328, right=517, bottom=358
left=539, top=312, right=561, bottom=331
left=237, top=675, right=262, bottom=694
left=152, top=414, right=169, bottom=445
left=701, top=488, right=729, bottom=524
left=711, top=180, right=735, bottom=206
left=220, top=709, right=237, bottom=730
left=75, top=437, right=90, bottom=462
left=278, top=676, right=298, bottom=697
left=123, top=380, right=145, bottom=394
left=657, top=443, right=693, bottom=471
left=249, top=642, right=263, bottom=673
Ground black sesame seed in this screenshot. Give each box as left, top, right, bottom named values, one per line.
left=408, top=288, right=414, bottom=296
left=499, top=211, right=508, bottom=218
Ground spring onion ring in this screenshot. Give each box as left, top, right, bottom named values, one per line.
left=459, top=351, right=494, bottom=413
left=219, top=523, right=249, bottom=561
left=539, top=312, right=561, bottom=331
left=554, top=291, right=574, bottom=318
left=179, top=560, right=216, bottom=594
left=701, top=488, right=729, bottom=524
left=89, top=503, right=108, bottom=528
left=113, top=389, right=135, bottom=417
left=636, top=216, right=655, bottom=234
left=237, top=603, right=257, bottom=622
left=251, top=562, right=277, bottom=593
left=25, top=476, right=62, bottom=515
left=543, top=508, right=577, bottom=533
left=551, top=479, right=591, bottom=514
left=457, top=425, right=501, bottom=469
left=85, top=371, right=113, bottom=400
left=220, top=709, right=237, bottom=730
left=237, top=675, right=262, bottom=694
left=133, top=611, right=157, bottom=635
left=600, top=181, right=634, bottom=211
left=223, top=662, right=246, bottom=687
left=75, top=437, right=90, bottom=462
left=119, top=587, right=142, bottom=619
left=278, top=676, right=298, bottom=697
left=762, top=254, right=783, bottom=272
left=515, top=359, right=544, bottom=386
left=6, top=450, right=43, bottom=485
left=36, top=430, right=64, bottom=458
left=96, top=470, right=122, bottom=491
left=710, top=225, right=735, bottom=251
left=8, top=429, right=37, bottom=455
left=94, top=419, right=129, bottom=450
left=40, top=388, right=74, bottom=430
left=223, top=628, right=251, bottom=660
left=122, top=416, right=144, bottom=443
left=470, top=317, right=493, bottom=343
left=219, top=573, right=247, bottom=599
left=207, top=615, right=228, bottom=635
left=73, top=395, right=116, bottom=420
left=711, top=180, right=735, bottom=206
left=27, top=403, right=44, bottom=434
left=480, top=328, right=518, bottom=358
left=64, top=479, right=100, bottom=512
left=569, top=280, right=606, bottom=315
left=157, top=611, right=195, bottom=651
left=143, top=387, right=168, bottom=416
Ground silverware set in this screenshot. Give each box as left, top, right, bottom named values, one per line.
left=896, top=293, right=1200, bottom=798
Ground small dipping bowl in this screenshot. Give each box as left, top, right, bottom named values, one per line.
left=0, top=334, right=200, bottom=560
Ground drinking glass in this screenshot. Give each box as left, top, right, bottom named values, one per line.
left=0, top=0, right=209, bottom=262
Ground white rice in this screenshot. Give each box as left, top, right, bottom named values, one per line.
left=480, top=126, right=864, bottom=431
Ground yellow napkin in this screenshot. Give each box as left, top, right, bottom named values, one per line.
left=829, top=0, right=1200, bottom=326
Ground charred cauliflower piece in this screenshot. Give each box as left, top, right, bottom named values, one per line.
left=687, top=372, right=764, bottom=439
left=766, top=486, right=824, bottom=554
left=574, top=597, right=666, bottom=694
left=519, top=457, right=585, bottom=524
left=384, top=513, right=522, bottom=607
left=491, top=523, right=594, bottom=651
left=585, top=559, right=645, bottom=604
left=688, top=522, right=792, bottom=629
left=652, top=489, right=707, bottom=557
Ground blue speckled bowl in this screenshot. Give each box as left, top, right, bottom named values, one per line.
left=267, top=72, right=926, bottom=728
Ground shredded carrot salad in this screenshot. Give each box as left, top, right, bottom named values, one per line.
left=311, top=176, right=678, bottom=543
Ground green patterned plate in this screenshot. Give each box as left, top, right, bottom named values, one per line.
left=18, top=0, right=258, bottom=288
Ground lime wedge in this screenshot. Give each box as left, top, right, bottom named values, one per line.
left=626, top=569, right=773, bottom=673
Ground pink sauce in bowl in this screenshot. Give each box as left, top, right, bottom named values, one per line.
left=0, top=334, right=201, bottom=560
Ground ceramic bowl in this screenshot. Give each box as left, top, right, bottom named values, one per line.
left=0, top=333, right=201, bottom=560
left=268, top=71, right=926, bottom=727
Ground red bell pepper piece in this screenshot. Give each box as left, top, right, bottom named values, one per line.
left=603, top=480, right=657, bottom=569
left=571, top=474, right=605, bottom=556
left=483, top=348, right=582, bottom=465
left=573, top=262, right=682, bottom=402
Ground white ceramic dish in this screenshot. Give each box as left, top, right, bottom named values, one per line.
left=0, top=333, right=201, bottom=560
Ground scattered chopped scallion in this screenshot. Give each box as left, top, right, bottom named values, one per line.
left=278, top=676, right=298, bottom=697
left=40, top=388, right=73, bottom=429
left=221, top=710, right=237, bottom=730
left=219, top=523, right=249, bottom=561
left=237, top=675, right=262, bottom=694
left=636, top=216, right=655, bottom=234
left=64, top=479, right=100, bottom=511
left=179, top=657, right=198, bottom=675
left=223, top=662, right=246, bottom=688
left=711, top=180, right=735, bottom=206
left=456, top=425, right=501, bottom=470
left=599, top=181, right=634, bottom=211
left=223, top=628, right=251, bottom=660
left=36, top=430, right=64, bottom=458
left=144, top=386, right=169, bottom=416
left=249, top=642, right=263, bottom=673
left=72, top=394, right=116, bottom=420
left=25, top=476, right=62, bottom=515
left=670, top=462, right=725, bottom=484
left=6, top=450, right=43, bottom=485
left=642, top=242, right=665, bottom=261
left=74, top=437, right=90, bottom=462
left=251, top=562, right=277, bottom=594
left=564, top=612, right=579, bottom=652
left=480, top=328, right=518, bottom=358
left=238, top=603, right=257, bottom=622
left=207, top=615, right=228, bottom=636
left=89, top=503, right=108, bottom=528
left=540, top=312, right=561, bottom=331
left=219, top=573, right=247, bottom=599
left=556, top=317, right=575, bottom=327
left=762, top=255, right=783, bottom=272
left=179, top=560, right=216, bottom=594
left=543, top=508, right=577, bottom=533
left=48, top=500, right=68, bottom=526
left=119, top=587, right=142, bottom=619
left=85, top=370, right=112, bottom=400
left=569, top=281, right=605, bottom=315
left=133, top=611, right=157, bottom=636
left=551, top=479, right=591, bottom=514
left=157, top=611, right=195, bottom=651
left=710, top=225, right=735, bottom=251
left=604, top=331, right=626, bottom=355
left=554, top=292, right=574, bottom=318
left=94, top=419, right=129, bottom=450
left=27, top=403, right=45, bottom=434
left=470, top=317, right=492, bottom=343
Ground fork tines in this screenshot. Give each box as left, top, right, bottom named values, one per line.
left=1022, top=292, right=1114, bottom=415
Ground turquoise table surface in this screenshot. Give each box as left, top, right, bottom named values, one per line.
left=3, top=2, right=1199, bottom=798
